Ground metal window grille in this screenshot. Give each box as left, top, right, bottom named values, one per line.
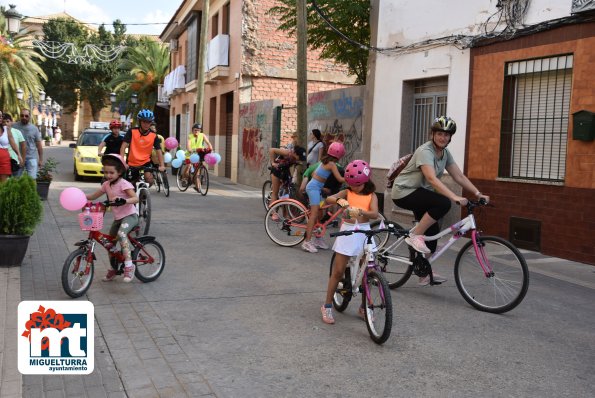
left=412, top=78, right=448, bottom=152
left=499, top=55, right=573, bottom=181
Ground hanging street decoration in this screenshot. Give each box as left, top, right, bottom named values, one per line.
left=32, top=40, right=126, bottom=64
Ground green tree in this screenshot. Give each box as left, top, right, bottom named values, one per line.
left=39, top=18, right=135, bottom=119
left=0, top=6, right=47, bottom=115
left=269, top=0, right=370, bottom=85
left=108, top=38, right=170, bottom=120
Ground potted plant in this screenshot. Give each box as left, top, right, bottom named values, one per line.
left=44, top=135, right=51, bottom=146
left=36, top=157, right=59, bottom=201
left=0, top=176, right=43, bottom=266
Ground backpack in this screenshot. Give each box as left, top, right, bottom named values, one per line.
left=386, top=153, right=413, bottom=189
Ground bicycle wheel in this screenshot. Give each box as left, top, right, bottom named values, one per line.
left=454, top=235, right=529, bottom=314
left=363, top=269, right=393, bottom=345
left=155, top=172, right=162, bottom=193
left=133, top=238, right=166, bottom=283
left=136, top=189, right=151, bottom=236
left=198, top=165, right=209, bottom=196
left=161, top=171, right=170, bottom=197
left=176, top=168, right=190, bottom=192
left=377, top=224, right=414, bottom=289
left=262, top=180, right=273, bottom=210
left=369, top=213, right=390, bottom=248
left=62, top=248, right=94, bottom=298
left=264, top=200, right=308, bottom=246
left=329, top=253, right=352, bottom=312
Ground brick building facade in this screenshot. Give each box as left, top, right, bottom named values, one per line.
left=467, top=21, right=595, bottom=264
left=161, top=0, right=355, bottom=181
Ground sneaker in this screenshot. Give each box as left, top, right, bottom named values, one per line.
left=271, top=212, right=280, bottom=222
left=321, top=305, right=335, bottom=324
left=102, top=269, right=117, bottom=282
left=405, top=234, right=431, bottom=254
left=313, top=237, right=329, bottom=250
left=123, top=265, right=135, bottom=283
left=301, top=240, right=318, bottom=253
left=418, top=273, right=447, bottom=286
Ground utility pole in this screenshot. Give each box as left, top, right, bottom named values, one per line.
left=296, top=0, right=308, bottom=150
left=195, top=0, right=210, bottom=125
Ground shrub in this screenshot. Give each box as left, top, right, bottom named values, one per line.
left=36, top=157, right=59, bottom=182
left=0, top=176, right=43, bottom=235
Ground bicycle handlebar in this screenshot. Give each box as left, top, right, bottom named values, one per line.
left=330, top=223, right=401, bottom=238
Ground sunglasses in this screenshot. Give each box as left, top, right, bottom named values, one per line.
left=20, top=114, right=30, bottom=118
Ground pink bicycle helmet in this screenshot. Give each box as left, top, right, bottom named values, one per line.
left=344, top=159, right=371, bottom=186
left=102, top=153, right=128, bottom=170
left=327, top=141, right=345, bottom=159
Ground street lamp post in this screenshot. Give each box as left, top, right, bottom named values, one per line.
left=4, top=4, right=23, bottom=35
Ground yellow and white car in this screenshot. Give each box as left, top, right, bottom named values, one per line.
left=70, top=128, right=109, bottom=180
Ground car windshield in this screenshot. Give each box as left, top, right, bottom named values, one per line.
left=79, top=133, right=105, bottom=146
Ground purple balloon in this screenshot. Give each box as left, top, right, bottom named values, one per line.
left=204, top=153, right=217, bottom=166
left=165, top=137, right=178, bottom=150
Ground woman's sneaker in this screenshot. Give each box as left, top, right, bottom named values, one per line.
left=418, top=273, right=447, bottom=286
left=301, top=240, right=318, bottom=253
left=123, top=265, right=135, bottom=283
left=313, top=237, right=329, bottom=250
left=321, top=305, right=335, bottom=324
left=405, top=234, right=431, bottom=254
left=102, top=269, right=117, bottom=282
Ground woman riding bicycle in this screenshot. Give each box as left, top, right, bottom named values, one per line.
left=268, top=133, right=307, bottom=203
left=391, top=116, right=490, bottom=285
left=181, top=123, right=213, bottom=180
left=85, top=154, right=139, bottom=283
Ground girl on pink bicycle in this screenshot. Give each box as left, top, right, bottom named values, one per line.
left=85, top=154, right=139, bottom=283
left=302, top=141, right=346, bottom=253
left=320, top=159, right=379, bottom=324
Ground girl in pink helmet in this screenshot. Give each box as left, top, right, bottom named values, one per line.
left=320, top=159, right=379, bottom=324
left=85, top=154, right=139, bottom=283
left=302, top=141, right=346, bottom=253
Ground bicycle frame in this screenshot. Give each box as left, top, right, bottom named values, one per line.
left=269, top=198, right=345, bottom=238
left=74, top=228, right=156, bottom=272
left=381, top=209, right=494, bottom=277
left=346, top=237, right=386, bottom=304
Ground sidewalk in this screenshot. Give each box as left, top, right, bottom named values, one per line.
left=3, top=199, right=218, bottom=397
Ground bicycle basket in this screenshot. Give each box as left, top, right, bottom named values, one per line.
left=78, top=212, right=104, bottom=231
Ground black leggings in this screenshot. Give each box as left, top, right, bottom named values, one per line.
left=393, top=188, right=451, bottom=253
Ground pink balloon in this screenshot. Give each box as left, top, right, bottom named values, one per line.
left=164, top=137, right=179, bottom=150
left=204, top=153, right=217, bottom=166
left=60, top=187, right=88, bottom=211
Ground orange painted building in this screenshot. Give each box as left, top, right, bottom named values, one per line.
left=467, top=21, right=595, bottom=264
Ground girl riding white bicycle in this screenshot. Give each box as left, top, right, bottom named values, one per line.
left=321, top=159, right=379, bottom=324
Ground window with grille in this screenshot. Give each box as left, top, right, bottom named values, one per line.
left=499, top=55, right=573, bottom=182
left=412, top=77, right=448, bottom=152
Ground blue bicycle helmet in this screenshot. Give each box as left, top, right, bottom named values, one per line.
left=137, top=109, right=155, bottom=122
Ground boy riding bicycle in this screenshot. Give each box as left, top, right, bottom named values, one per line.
left=181, top=123, right=213, bottom=179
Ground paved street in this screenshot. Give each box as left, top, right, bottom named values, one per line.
left=2, top=144, right=595, bottom=397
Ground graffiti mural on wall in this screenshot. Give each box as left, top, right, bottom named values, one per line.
left=308, top=88, right=364, bottom=165
left=238, top=100, right=278, bottom=187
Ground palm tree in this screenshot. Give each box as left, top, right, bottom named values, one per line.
left=109, top=38, right=169, bottom=121
left=0, top=7, right=47, bottom=114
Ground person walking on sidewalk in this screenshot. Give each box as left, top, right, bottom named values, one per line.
left=12, top=109, right=43, bottom=179
left=391, top=116, right=489, bottom=285
left=85, top=154, right=139, bottom=283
